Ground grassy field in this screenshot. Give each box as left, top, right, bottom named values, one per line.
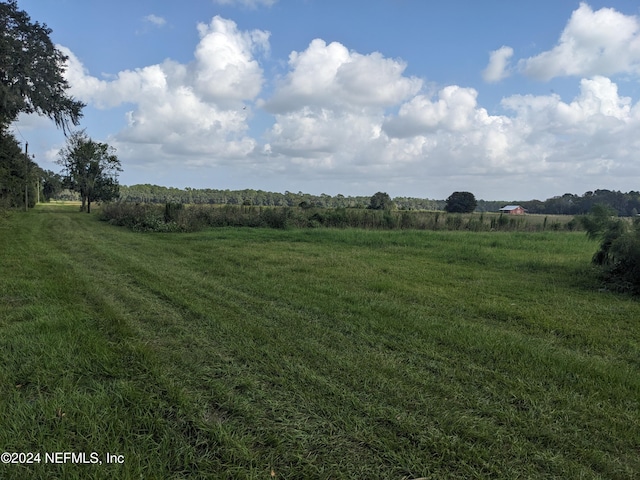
left=0, top=204, right=638, bottom=479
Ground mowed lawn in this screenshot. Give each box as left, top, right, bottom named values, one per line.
left=0, top=204, right=638, bottom=479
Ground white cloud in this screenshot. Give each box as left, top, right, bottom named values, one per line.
left=143, top=14, right=167, bottom=27
left=501, top=76, right=638, bottom=167
left=520, top=3, right=640, bottom=80
left=381, top=86, right=518, bottom=176
left=261, top=39, right=423, bottom=179
left=482, top=46, right=514, bottom=83
left=60, top=16, right=268, bottom=165
left=193, top=16, right=269, bottom=106
left=383, top=86, right=496, bottom=137
left=503, top=76, right=633, bottom=128
left=263, top=39, right=422, bottom=113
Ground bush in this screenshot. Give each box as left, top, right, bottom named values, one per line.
left=260, top=207, right=290, bottom=229
left=606, top=223, right=640, bottom=292
left=580, top=205, right=640, bottom=293
left=164, top=202, right=183, bottom=222
left=100, top=202, right=182, bottom=232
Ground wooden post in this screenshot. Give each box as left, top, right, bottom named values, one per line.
left=24, top=142, right=28, bottom=211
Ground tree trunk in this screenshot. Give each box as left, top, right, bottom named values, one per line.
left=80, top=195, right=86, bottom=212
left=87, top=198, right=91, bottom=213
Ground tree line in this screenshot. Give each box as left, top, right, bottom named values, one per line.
left=520, top=191, right=640, bottom=217
left=117, top=184, right=640, bottom=216
left=118, top=184, right=446, bottom=210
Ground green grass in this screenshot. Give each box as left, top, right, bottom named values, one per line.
left=1, top=204, right=639, bottom=479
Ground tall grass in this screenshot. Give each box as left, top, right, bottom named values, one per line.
left=0, top=204, right=637, bottom=479
left=101, top=202, right=579, bottom=233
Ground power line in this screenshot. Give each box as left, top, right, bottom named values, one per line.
left=11, top=124, right=27, bottom=143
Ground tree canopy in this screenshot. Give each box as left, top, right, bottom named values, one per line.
left=57, top=130, right=121, bottom=213
left=445, top=191, right=477, bottom=213
left=0, top=0, right=84, bottom=131
left=368, top=192, right=394, bottom=210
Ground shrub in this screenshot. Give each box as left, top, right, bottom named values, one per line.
left=259, top=207, right=289, bottom=229
left=580, top=205, right=640, bottom=293
left=605, top=223, right=640, bottom=291
left=445, top=215, right=463, bottom=230
left=164, top=202, right=183, bottom=223
left=101, top=202, right=182, bottom=232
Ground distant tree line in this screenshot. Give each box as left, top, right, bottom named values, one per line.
left=117, top=185, right=640, bottom=216
left=519, top=191, right=640, bottom=217
left=118, top=184, right=449, bottom=210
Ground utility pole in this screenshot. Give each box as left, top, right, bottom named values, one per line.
left=24, top=142, right=28, bottom=211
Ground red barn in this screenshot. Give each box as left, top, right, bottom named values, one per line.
left=499, top=205, right=526, bottom=215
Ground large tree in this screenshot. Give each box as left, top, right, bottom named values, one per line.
left=368, top=191, right=394, bottom=210
left=444, top=191, right=477, bottom=213
left=57, top=130, right=121, bottom=213
left=40, top=169, right=63, bottom=201
left=0, top=0, right=84, bottom=130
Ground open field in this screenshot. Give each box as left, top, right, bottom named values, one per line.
left=1, top=204, right=639, bottom=479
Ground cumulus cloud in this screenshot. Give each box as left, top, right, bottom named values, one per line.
left=482, top=46, right=514, bottom=82
left=383, top=86, right=496, bottom=137
left=502, top=76, right=633, bottom=128
left=380, top=86, right=516, bottom=176
left=263, top=39, right=422, bottom=113
left=520, top=3, right=640, bottom=80
left=501, top=76, right=637, bottom=167
left=61, top=16, right=269, bottom=164
left=193, top=17, right=269, bottom=105
left=261, top=39, right=423, bottom=177
left=375, top=74, right=640, bottom=192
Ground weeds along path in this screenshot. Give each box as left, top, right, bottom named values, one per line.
left=1, top=204, right=639, bottom=479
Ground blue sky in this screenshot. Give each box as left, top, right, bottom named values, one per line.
left=12, top=0, right=640, bottom=200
